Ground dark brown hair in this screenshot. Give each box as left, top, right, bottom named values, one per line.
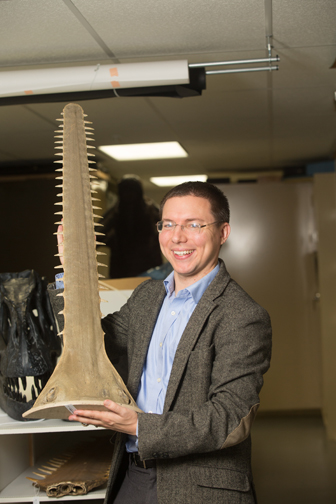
left=160, top=181, right=230, bottom=223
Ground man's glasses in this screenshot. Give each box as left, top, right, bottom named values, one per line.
left=156, top=220, right=222, bottom=234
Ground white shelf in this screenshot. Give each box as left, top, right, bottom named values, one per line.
left=0, top=408, right=103, bottom=435
left=0, top=408, right=106, bottom=502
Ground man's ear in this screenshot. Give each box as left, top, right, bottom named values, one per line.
left=220, top=223, right=231, bottom=245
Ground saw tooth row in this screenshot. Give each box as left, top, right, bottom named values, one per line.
left=53, top=107, right=106, bottom=283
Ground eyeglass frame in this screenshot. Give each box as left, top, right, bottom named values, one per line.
left=156, top=220, right=224, bottom=234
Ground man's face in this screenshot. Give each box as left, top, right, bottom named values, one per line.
left=159, top=195, right=230, bottom=290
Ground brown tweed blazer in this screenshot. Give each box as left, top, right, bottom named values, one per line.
left=102, top=259, right=272, bottom=504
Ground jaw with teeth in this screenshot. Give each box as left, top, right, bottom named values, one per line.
left=0, top=270, right=61, bottom=421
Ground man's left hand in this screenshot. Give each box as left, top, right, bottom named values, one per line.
left=69, top=399, right=138, bottom=435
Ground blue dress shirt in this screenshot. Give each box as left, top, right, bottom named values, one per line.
left=126, top=263, right=220, bottom=452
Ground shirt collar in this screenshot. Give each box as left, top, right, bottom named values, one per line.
left=163, top=263, right=220, bottom=304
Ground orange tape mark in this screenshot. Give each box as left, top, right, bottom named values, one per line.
left=109, top=68, right=119, bottom=77
left=111, top=81, right=121, bottom=88
left=24, top=90, right=34, bottom=95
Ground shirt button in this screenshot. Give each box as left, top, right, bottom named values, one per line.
left=159, top=342, right=163, bottom=347
left=171, top=311, right=175, bottom=315
left=148, top=411, right=153, bottom=414
left=157, top=378, right=161, bottom=383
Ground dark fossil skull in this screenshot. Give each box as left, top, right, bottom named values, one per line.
left=0, top=270, right=61, bottom=421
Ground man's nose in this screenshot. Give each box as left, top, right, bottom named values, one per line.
left=171, top=224, right=187, bottom=242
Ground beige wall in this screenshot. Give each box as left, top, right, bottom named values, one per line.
left=217, top=182, right=322, bottom=413
left=313, top=173, right=336, bottom=440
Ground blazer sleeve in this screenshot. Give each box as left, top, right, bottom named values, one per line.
left=137, top=285, right=272, bottom=461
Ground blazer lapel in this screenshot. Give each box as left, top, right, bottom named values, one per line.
left=127, top=283, right=166, bottom=398
left=163, top=260, right=231, bottom=413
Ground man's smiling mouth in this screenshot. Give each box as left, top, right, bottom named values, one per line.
left=173, top=250, right=194, bottom=257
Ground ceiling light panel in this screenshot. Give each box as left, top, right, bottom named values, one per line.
left=150, top=175, right=207, bottom=187
left=98, top=142, right=188, bottom=161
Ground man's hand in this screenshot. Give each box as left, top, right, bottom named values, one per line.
left=68, top=399, right=138, bottom=435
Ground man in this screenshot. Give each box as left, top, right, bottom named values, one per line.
left=62, top=181, right=272, bottom=504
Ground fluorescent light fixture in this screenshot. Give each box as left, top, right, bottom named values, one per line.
left=0, top=60, right=189, bottom=97
left=98, top=142, right=188, bottom=161
left=150, top=175, right=207, bottom=187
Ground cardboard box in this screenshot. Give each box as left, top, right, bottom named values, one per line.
left=99, top=277, right=150, bottom=316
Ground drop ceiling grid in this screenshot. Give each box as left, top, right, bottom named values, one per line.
left=71, top=0, right=267, bottom=57
left=272, top=46, right=336, bottom=90
left=272, top=86, right=336, bottom=118
left=188, top=137, right=273, bottom=171
left=0, top=0, right=108, bottom=66
left=273, top=0, right=336, bottom=47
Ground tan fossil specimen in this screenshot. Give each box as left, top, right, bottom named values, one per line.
left=26, top=438, right=112, bottom=497
left=23, top=103, right=140, bottom=419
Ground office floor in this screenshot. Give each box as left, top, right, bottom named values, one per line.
left=251, top=414, right=336, bottom=504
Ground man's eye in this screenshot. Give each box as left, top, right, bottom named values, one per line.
left=189, top=222, right=200, bottom=229
left=164, top=222, right=174, bottom=229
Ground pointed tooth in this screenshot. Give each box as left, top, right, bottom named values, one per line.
left=41, top=375, right=48, bottom=387
left=94, top=222, right=104, bottom=227
left=98, top=274, right=105, bottom=278
left=55, top=184, right=63, bottom=188
left=93, top=214, right=103, bottom=219
left=53, top=160, right=63, bottom=164
left=96, top=251, right=107, bottom=256
left=54, top=202, right=63, bottom=206
left=97, top=262, right=108, bottom=267
left=92, top=206, right=102, bottom=210
left=84, top=120, right=93, bottom=124
left=91, top=197, right=100, bottom=201
left=54, top=265, right=64, bottom=269
left=95, top=241, right=105, bottom=246
left=21, top=376, right=27, bottom=391
left=34, top=376, right=42, bottom=393
left=54, top=211, right=64, bottom=215
left=55, top=176, right=64, bottom=180
left=55, top=118, right=63, bottom=122
left=95, top=232, right=105, bottom=236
